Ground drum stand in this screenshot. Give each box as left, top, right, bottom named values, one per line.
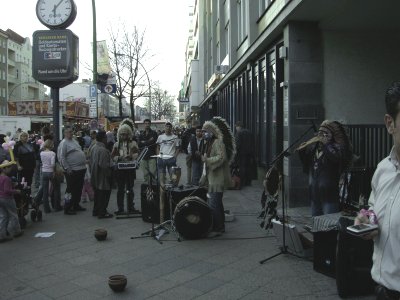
left=137, top=184, right=181, bottom=242
left=131, top=221, right=163, bottom=244
left=135, top=156, right=181, bottom=243
left=156, top=184, right=181, bottom=242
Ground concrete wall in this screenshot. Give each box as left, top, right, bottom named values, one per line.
left=323, top=30, right=400, bottom=124
left=284, top=21, right=324, bottom=207
left=190, top=60, right=201, bottom=107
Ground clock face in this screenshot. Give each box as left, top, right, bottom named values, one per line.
left=36, top=0, right=77, bottom=29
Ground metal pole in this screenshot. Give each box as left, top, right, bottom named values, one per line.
left=51, top=87, right=60, bottom=150
left=92, top=0, right=98, bottom=121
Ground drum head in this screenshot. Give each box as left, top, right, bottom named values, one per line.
left=174, top=196, right=212, bottom=239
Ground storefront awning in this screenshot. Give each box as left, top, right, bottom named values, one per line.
left=30, top=117, right=52, bottom=123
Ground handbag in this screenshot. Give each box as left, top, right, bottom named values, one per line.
left=54, top=162, right=64, bottom=181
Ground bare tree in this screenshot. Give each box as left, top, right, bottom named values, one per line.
left=108, top=23, right=153, bottom=119
left=146, top=82, right=177, bottom=122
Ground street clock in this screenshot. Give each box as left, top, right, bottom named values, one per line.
left=36, top=0, right=77, bottom=29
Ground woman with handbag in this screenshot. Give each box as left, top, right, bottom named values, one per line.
left=13, top=132, right=36, bottom=187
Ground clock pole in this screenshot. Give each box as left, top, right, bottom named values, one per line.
left=33, top=0, right=78, bottom=148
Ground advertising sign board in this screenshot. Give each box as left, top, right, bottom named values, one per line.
left=32, top=29, right=79, bottom=88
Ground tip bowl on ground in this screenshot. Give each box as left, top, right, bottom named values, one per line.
left=108, top=275, right=127, bottom=292
left=94, top=228, right=107, bottom=241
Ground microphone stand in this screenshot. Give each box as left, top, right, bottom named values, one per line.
left=260, top=123, right=315, bottom=264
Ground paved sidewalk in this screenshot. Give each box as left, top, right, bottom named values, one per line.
left=0, top=154, right=374, bottom=299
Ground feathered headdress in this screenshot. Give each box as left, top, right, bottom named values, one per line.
left=117, top=118, right=134, bottom=141
left=120, top=118, right=135, bottom=131
left=202, top=117, right=236, bottom=165
left=320, top=120, right=353, bottom=171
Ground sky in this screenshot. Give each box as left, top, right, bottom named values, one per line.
left=2, top=0, right=191, bottom=99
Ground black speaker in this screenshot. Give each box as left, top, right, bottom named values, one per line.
left=313, top=230, right=338, bottom=278
left=141, top=184, right=162, bottom=223
left=336, top=217, right=375, bottom=297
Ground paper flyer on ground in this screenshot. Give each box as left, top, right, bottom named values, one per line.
left=34, top=232, right=56, bottom=238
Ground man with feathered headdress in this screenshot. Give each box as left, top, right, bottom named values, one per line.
left=111, top=118, right=140, bottom=215
left=200, top=117, right=235, bottom=236
left=298, top=120, right=352, bottom=216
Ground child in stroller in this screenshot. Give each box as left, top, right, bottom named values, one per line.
left=13, top=175, right=42, bottom=228
left=0, top=160, right=24, bottom=242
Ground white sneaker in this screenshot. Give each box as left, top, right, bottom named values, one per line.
left=207, top=231, right=222, bottom=238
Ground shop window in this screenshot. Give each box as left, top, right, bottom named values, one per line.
left=259, top=0, right=274, bottom=16
left=237, top=0, right=247, bottom=44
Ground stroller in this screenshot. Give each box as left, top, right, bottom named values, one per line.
left=13, top=176, right=42, bottom=228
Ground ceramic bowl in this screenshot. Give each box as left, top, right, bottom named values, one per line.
left=108, top=274, right=127, bottom=292
left=94, top=228, right=107, bottom=241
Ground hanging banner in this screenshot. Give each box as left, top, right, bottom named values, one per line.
left=96, top=40, right=112, bottom=75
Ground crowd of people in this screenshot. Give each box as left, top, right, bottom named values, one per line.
left=0, top=117, right=256, bottom=242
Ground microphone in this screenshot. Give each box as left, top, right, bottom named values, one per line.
left=310, top=120, right=317, bottom=132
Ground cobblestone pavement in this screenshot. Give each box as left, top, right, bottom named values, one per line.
left=0, top=154, right=375, bottom=299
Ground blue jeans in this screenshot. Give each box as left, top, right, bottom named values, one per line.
left=208, top=192, right=225, bottom=231
left=191, top=160, right=202, bottom=186
left=34, top=172, right=54, bottom=212
left=141, top=159, right=157, bottom=184
left=0, top=196, right=22, bottom=239
left=157, top=157, right=177, bottom=176
left=311, top=200, right=339, bottom=217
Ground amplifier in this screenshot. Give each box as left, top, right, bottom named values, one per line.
left=117, top=161, right=137, bottom=169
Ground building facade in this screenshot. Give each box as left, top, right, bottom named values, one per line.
left=0, top=29, right=46, bottom=116
left=60, top=79, right=124, bottom=119
left=183, top=0, right=400, bottom=207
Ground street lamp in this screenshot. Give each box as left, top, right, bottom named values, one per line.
left=114, top=52, right=152, bottom=119
left=92, top=0, right=97, bottom=85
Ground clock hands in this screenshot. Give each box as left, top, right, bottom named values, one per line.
left=52, top=5, right=57, bottom=18
left=52, top=0, right=64, bottom=19
left=55, top=0, right=64, bottom=9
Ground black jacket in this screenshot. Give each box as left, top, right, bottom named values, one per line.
left=138, top=129, right=158, bottom=159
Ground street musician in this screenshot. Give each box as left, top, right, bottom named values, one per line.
left=297, top=120, right=352, bottom=216
left=111, top=118, right=139, bottom=215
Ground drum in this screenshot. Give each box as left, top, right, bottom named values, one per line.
left=174, top=196, right=212, bottom=239
left=171, top=166, right=181, bottom=186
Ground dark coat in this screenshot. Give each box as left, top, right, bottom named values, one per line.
left=189, top=136, right=206, bottom=162
left=138, top=129, right=158, bottom=159
left=235, top=128, right=257, bottom=184
left=298, top=141, right=345, bottom=204
left=89, top=142, right=112, bottom=190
